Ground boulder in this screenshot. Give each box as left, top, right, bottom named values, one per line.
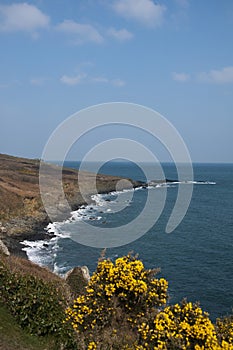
left=0, top=222, right=7, bottom=234
left=0, top=239, right=10, bottom=256
left=65, top=266, right=90, bottom=295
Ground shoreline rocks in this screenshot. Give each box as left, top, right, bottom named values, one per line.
left=0, top=154, right=179, bottom=259
left=0, top=154, right=145, bottom=258
left=0, top=239, right=10, bottom=256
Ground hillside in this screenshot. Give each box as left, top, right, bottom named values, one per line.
left=0, top=154, right=143, bottom=256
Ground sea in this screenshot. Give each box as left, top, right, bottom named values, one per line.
left=21, top=162, right=233, bottom=321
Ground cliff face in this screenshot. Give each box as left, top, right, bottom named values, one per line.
left=0, top=154, right=143, bottom=255
left=0, top=155, right=43, bottom=222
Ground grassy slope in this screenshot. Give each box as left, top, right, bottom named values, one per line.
left=0, top=303, right=56, bottom=350
left=0, top=254, right=74, bottom=350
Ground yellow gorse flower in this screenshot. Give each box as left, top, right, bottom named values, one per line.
left=87, top=341, right=97, bottom=350
left=65, top=254, right=168, bottom=336
left=64, top=254, right=233, bottom=349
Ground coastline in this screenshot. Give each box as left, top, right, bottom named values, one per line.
left=0, top=154, right=145, bottom=259
left=0, top=216, right=51, bottom=258
left=0, top=154, right=184, bottom=259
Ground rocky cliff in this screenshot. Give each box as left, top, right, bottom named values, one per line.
left=0, top=154, right=143, bottom=256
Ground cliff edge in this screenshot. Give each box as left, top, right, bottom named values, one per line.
left=0, top=154, right=143, bottom=256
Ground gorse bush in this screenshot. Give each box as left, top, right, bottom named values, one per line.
left=216, top=314, right=233, bottom=349
left=1, top=252, right=233, bottom=349
left=136, top=301, right=221, bottom=349
left=0, top=258, right=76, bottom=349
left=66, top=253, right=233, bottom=350
left=65, top=254, right=169, bottom=348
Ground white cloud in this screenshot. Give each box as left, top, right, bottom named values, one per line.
left=111, top=78, right=126, bottom=87
left=0, top=80, right=20, bottom=89
left=107, top=27, right=133, bottom=41
left=198, top=66, right=233, bottom=84
left=56, top=20, right=104, bottom=44
left=30, top=77, right=48, bottom=86
left=60, top=74, right=86, bottom=86
left=0, top=3, right=49, bottom=33
left=92, top=77, right=109, bottom=83
left=60, top=72, right=125, bottom=87
left=112, top=0, right=166, bottom=27
left=92, top=77, right=125, bottom=87
left=172, top=72, right=190, bottom=82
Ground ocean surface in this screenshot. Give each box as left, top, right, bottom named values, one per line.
left=22, top=162, right=233, bottom=320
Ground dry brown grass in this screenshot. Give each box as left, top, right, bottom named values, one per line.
left=0, top=154, right=142, bottom=227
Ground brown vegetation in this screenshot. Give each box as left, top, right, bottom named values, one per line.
left=0, top=154, right=142, bottom=254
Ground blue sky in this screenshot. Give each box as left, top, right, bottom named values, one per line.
left=1, top=0, right=233, bottom=162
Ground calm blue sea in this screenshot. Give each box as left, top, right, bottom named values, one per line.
left=22, top=162, right=233, bottom=320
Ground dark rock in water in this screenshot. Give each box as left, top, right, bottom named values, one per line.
left=65, top=266, right=90, bottom=295
left=148, top=179, right=178, bottom=186
left=89, top=217, right=97, bottom=220
left=165, top=178, right=178, bottom=183
left=1, top=235, right=27, bottom=259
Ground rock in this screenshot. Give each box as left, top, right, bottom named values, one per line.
left=0, top=222, right=7, bottom=234
left=0, top=239, right=10, bottom=256
left=0, top=235, right=27, bottom=258
left=65, top=266, right=90, bottom=295
left=81, top=266, right=90, bottom=281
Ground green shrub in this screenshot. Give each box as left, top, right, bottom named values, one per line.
left=1, top=252, right=233, bottom=350
left=0, top=259, right=76, bottom=349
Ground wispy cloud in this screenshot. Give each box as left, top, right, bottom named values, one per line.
left=60, top=72, right=125, bottom=87
left=198, top=66, right=233, bottom=84
left=172, top=66, right=233, bottom=84
left=60, top=74, right=86, bottom=86
left=91, top=76, right=126, bottom=86
left=56, top=20, right=104, bottom=44
left=30, top=77, right=48, bottom=86
left=112, top=0, right=166, bottom=27
left=91, top=77, right=109, bottom=83
left=0, top=3, right=49, bottom=34
left=111, top=78, right=126, bottom=87
left=107, top=27, right=133, bottom=41
left=172, top=72, right=190, bottom=82
left=0, top=80, right=21, bottom=89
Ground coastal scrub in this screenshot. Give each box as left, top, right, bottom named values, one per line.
left=65, top=253, right=168, bottom=347
left=0, top=255, right=76, bottom=349
left=66, top=254, right=233, bottom=349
